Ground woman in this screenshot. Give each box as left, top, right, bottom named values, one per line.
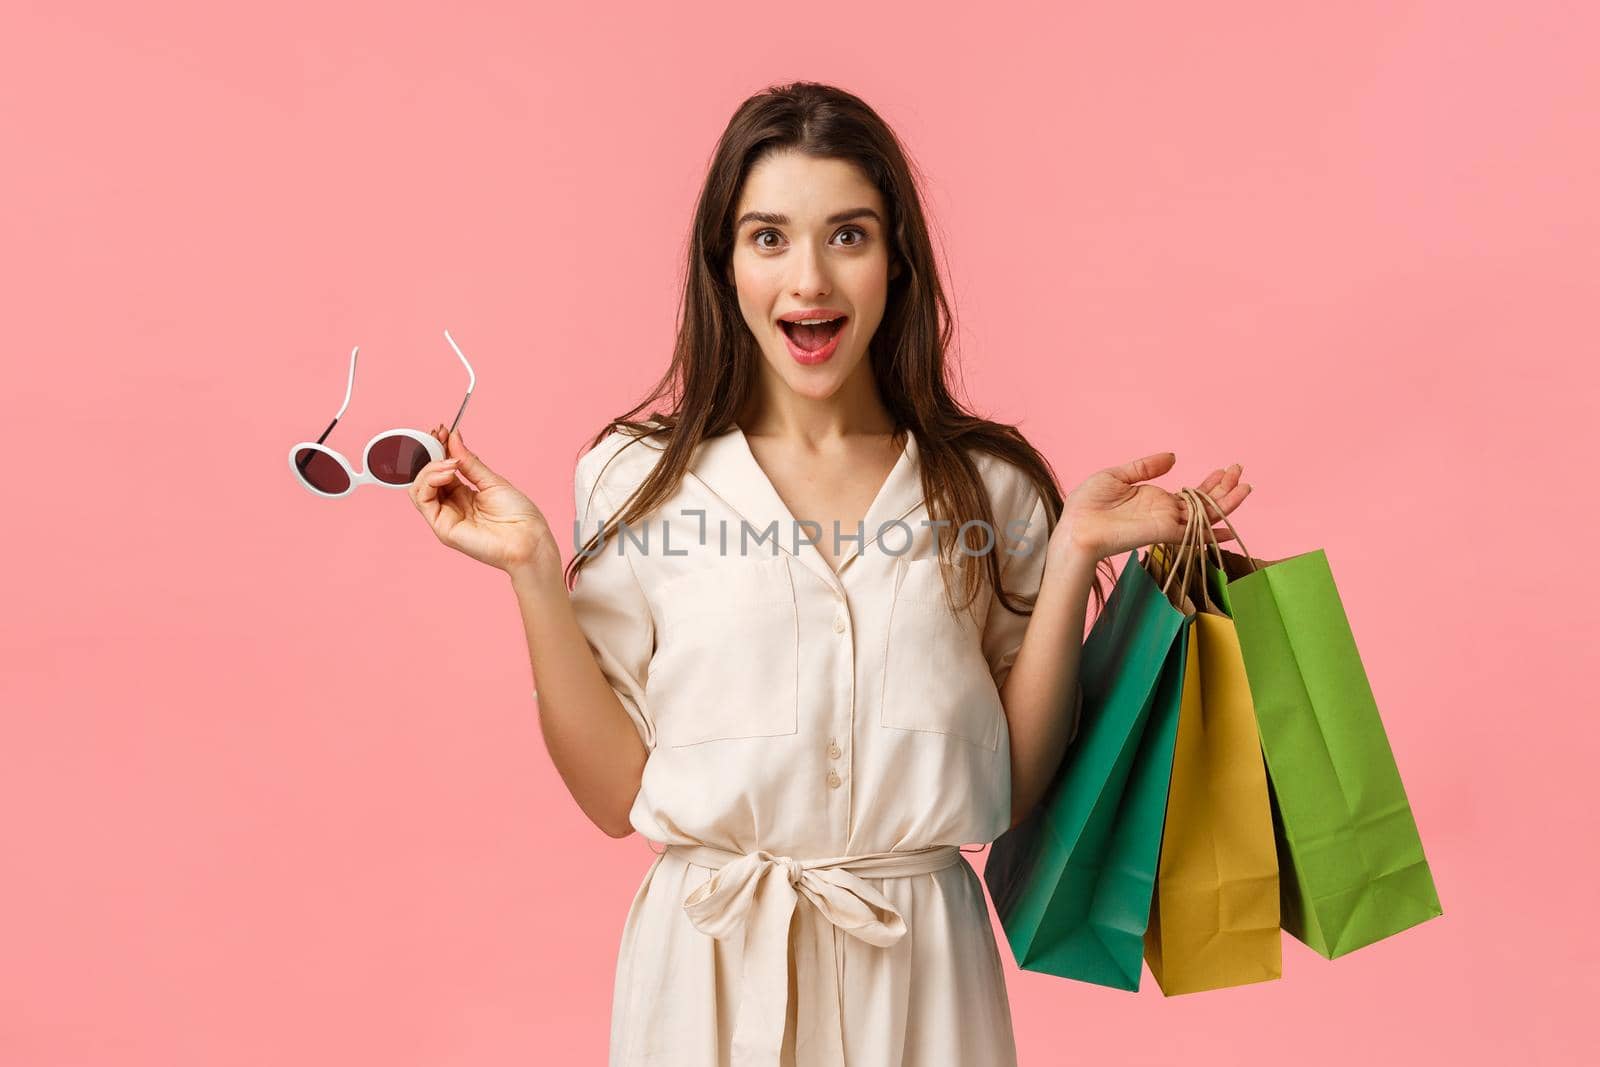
left=408, top=82, right=1250, bottom=1066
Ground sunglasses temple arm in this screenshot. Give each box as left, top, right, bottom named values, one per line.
left=442, top=329, right=475, bottom=435
left=296, top=346, right=360, bottom=472
left=291, top=415, right=343, bottom=476
left=312, top=416, right=340, bottom=447
left=446, top=393, right=469, bottom=434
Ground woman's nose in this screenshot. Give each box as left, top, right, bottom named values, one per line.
left=788, top=241, right=831, bottom=299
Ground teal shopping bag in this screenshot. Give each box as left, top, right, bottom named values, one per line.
left=984, top=548, right=1191, bottom=990
left=1200, top=528, right=1442, bottom=959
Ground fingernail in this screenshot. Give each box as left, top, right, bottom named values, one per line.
left=442, top=457, right=460, bottom=465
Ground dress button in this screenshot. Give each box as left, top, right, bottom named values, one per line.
left=826, top=770, right=842, bottom=789
left=827, top=742, right=842, bottom=760
left=832, top=615, right=847, bottom=633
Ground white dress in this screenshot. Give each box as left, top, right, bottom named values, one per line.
left=568, top=423, right=1076, bottom=1067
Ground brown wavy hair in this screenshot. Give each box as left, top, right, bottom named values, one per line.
left=565, top=80, right=1114, bottom=620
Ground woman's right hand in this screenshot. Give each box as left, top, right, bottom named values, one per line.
left=409, top=425, right=558, bottom=574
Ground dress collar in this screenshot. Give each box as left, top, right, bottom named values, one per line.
left=682, top=424, right=925, bottom=594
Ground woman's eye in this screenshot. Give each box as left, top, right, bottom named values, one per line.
left=750, top=226, right=868, bottom=250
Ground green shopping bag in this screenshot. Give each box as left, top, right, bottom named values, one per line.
left=1190, top=491, right=1443, bottom=959
left=983, top=546, right=1192, bottom=990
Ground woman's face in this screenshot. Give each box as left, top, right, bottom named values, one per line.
left=728, top=150, right=899, bottom=404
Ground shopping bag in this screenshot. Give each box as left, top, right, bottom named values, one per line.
left=1191, top=490, right=1443, bottom=959
left=1142, top=505, right=1282, bottom=995
left=984, top=539, right=1194, bottom=991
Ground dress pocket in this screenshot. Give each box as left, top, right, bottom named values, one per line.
left=879, top=556, right=1004, bottom=751
left=648, top=556, right=800, bottom=748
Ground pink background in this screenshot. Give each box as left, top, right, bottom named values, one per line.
left=3, top=2, right=1594, bottom=1064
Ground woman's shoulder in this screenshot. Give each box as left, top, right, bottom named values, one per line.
left=961, top=438, right=1048, bottom=518
left=574, top=419, right=672, bottom=506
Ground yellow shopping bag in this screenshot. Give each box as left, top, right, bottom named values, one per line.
left=1142, top=499, right=1282, bottom=995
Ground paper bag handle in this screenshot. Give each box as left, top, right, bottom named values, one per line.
left=1178, top=489, right=1220, bottom=614
left=1144, top=485, right=1192, bottom=597
left=1147, top=485, right=1204, bottom=610
left=1181, top=486, right=1258, bottom=577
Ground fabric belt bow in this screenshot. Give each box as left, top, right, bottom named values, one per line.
left=667, top=842, right=963, bottom=1067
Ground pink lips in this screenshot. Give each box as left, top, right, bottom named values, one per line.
left=779, top=316, right=847, bottom=365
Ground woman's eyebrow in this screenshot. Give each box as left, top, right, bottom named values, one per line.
left=736, top=207, right=882, bottom=228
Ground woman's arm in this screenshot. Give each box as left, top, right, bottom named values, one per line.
left=508, top=551, right=649, bottom=838
left=999, top=543, right=1097, bottom=831
left=1001, top=450, right=1252, bottom=830
left=406, top=425, right=653, bottom=839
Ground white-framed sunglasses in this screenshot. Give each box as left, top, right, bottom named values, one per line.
left=288, top=328, right=475, bottom=498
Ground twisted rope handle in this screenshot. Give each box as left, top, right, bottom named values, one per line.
left=1178, top=488, right=1218, bottom=614
left=1181, top=486, right=1258, bottom=578
left=1146, top=481, right=1200, bottom=607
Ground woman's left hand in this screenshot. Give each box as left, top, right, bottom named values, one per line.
left=1051, top=452, right=1251, bottom=563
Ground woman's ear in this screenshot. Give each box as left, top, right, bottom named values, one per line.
left=889, top=257, right=903, bottom=281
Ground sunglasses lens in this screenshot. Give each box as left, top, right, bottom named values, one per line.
left=367, top=435, right=432, bottom=485
left=294, top=448, right=350, bottom=495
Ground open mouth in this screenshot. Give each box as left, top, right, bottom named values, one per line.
left=778, top=316, right=848, bottom=352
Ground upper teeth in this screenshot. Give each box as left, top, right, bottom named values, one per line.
left=792, top=317, right=837, bottom=325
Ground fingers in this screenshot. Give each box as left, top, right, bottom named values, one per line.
left=423, top=424, right=482, bottom=493
left=1207, top=467, right=1251, bottom=516
left=1108, top=451, right=1178, bottom=484
left=443, top=427, right=499, bottom=489
left=410, top=454, right=465, bottom=520
left=1186, top=464, right=1249, bottom=516
left=1196, top=463, right=1239, bottom=498
left=1220, top=481, right=1252, bottom=513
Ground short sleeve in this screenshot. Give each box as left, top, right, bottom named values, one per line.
left=981, top=487, right=1083, bottom=743
left=569, top=458, right=657, bottom=751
